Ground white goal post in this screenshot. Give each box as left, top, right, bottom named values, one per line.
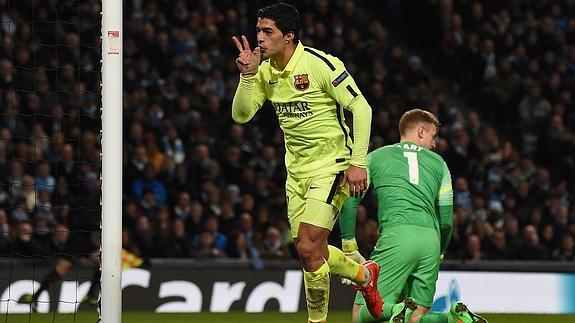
left=101, top=0, right=123, bottom=322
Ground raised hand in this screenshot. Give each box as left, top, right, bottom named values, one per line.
left=232, top=35, right=261, bottom=76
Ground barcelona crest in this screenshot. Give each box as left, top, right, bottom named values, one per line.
left=294, top=74, right=310, bottom=91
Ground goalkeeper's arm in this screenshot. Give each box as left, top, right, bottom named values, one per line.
left=339, top=186, right=370, bottom=263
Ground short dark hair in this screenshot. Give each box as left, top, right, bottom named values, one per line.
left=398, top=109, right=440, bottom=136
left=257, top=3, right=300, bottom=44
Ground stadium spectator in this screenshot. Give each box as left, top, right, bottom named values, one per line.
left=257, top=226, right=291, bottom=259
left=485, top=229, right=510, bottom=260
left=0, top=0, right=572, bottom=272
left=195, top=215, right=227, bottom=252
left=12, top=222, right=43, bottom=257
left=552, top=234, right=575, bottom=261
left=190, top=231, right=225, bottom=259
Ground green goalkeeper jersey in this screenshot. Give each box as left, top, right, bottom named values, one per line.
left=341, top=141, right=454, bottom=253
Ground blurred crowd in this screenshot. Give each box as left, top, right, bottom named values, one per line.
left=0, top=0, right=573, bottom=265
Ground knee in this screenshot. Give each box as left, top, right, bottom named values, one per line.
left=296, top=238, right=319, bottom=262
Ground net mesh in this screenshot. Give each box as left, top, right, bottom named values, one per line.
left=0, top=0, right=101, bottom=320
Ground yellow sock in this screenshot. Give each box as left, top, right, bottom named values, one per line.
left=304, top=260, right=330, bottom=322
left=326, top=245, right=365, bottom=283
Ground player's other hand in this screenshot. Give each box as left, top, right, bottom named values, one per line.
left=340, top=165, right=367, bottom=198
left=232, top=35, right=261, bottom=76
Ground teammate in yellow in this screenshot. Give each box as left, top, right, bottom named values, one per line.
left=231, top=3, right=381, bottom=322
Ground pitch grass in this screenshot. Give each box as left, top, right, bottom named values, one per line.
left=4, top=312, right=575, bottom=322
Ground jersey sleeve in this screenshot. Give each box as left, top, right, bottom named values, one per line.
left=317, top=56, right=361, bottom=109
left=316, top=56, right=372, bottom=168
left=437, top=160, right=453, bottom=254
left=231, top=71, right=267, bottom=124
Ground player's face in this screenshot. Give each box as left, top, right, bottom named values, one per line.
left=256, top=18, right=293, bottom=60
left=420, top=124, right=437, bottom=150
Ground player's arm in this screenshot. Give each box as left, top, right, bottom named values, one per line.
left=317, top=55, right=372, bottom=197
left=231, top=35, right=267, bottom=123
left=231, top=72, right=267, bottom=123
left=437, top=160, right=454, bottom=254
left=320, top=58, right=372, bottom=169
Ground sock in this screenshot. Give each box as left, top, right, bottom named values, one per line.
left=304, top=260, right=330, bottom=322
left=417, top=312, right=449, bottom=323
left=357, top=301, right=407, bottom=323
left=382, top=302, right=397, bottom=320
left=86, top=269, right=101, bottom=298
left=33, top=269, right=61, bottom=299
left=356, top=304, right=386, bottom=323
left=326, top=245, right=366, bottom=284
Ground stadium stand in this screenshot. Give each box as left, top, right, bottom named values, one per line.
left=0, top=0, right=573, bottom=266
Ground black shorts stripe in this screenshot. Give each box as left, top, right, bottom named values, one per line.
left=304, top=47, right=336, bottom=71
left=326, top=171, right=344, bottom=204
left=346, top=85, right=358, bottom=97
left=336, top=103, right=353, bottom=155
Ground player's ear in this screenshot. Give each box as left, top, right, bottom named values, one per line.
left=418, top=125, right=425, bottom=139
left=284, top=31, right=294, bottom=44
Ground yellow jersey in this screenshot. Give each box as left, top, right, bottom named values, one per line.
left=232, top=42, right=371, bottom=178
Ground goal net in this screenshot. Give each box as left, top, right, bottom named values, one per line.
left=0, top=0, right=121, bottom=321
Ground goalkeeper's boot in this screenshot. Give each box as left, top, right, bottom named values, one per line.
left=19, top=293, right=37, bottom=311
left=357, top=260, right=382, bottom=319
left=449, top=302, right=488, bottom=323
left=82, top=294, right=99, bottom=305
left=390, top=298, right=417, bottom=323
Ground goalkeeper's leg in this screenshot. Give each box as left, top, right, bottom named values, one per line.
left=19, top=257, right=73, bottom=308
left=82, top=250, right=101, bottom=304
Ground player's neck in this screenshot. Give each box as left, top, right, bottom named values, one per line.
left=271, top=43, right=297, bottom=71
left=400, top=137, right=420, bottom=146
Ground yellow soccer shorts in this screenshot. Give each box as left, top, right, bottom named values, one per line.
left=285, top=171, right=349, bottom=238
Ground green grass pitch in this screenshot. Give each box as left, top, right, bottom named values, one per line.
left=4, top=312, right=575, bottom=322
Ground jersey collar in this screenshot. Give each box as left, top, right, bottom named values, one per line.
left=270, top=41, right=304, bottom=76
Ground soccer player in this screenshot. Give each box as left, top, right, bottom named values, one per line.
left=21, top=193, right=102, bottom=309
left=231, top=3, right=380, bottom=322
left=340, top=109, right=487, bottom=323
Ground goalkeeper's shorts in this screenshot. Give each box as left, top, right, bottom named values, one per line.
left=355, top=225, right=440, bottom=308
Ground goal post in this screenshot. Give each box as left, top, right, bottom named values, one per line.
left=101, top=0, right=123, bottom=322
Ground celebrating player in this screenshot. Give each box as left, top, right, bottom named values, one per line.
left=340, top=109, right=487, bottom=323
left=231, top=3, right=380, bottom=322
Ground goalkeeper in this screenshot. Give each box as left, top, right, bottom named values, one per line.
left=340, top=109, right=487, bottom=323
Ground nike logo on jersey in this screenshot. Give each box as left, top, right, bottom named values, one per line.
left=269, top=80, right=278, bottom=84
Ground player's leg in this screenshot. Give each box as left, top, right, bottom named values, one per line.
left=20, top=257, right=73, bottom=306
left=401, top=226, right=446, bottom=323
left=287, top=175, right=329, bottom=322
left=296, top=221, right=331, bottom=323
left=353, top=226, right=419, bottom=323
left=289, top=172, right=378, bottom=322
left=82, top=249, right=101, bottom=304
left=303, top=172, right=380, bottom=288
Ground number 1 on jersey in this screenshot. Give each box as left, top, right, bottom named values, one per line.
left=403, top=151, right=419, bottom=185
